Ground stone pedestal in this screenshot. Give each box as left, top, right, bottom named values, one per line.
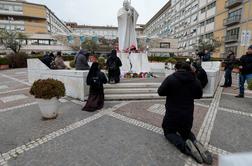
left=118, top=53, right=150, bottom=74
left=27, top=59, right=89, bottom=101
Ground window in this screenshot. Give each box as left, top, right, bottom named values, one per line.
left=228, top=9, right=242, bottom=18
left=160, top=42, right=170, bottom=48
left=207, top=2, right=216, bottom=10
left=206, top=17, right=214, bottom=24
left=205, top=32, right=213, bottom=39
left=227, top=28, right=240, bottom=36
left=200, top=22, right=205, bottom=27
left=14, top=5, right=22, bottom=12
left=201, top=8, right=206, bottom=13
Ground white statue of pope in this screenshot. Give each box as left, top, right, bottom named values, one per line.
left=117, top=0, right=139, bottom=52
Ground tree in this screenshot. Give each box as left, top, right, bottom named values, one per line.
left=81, top=39, right=98, bottom=53
left=194, top=38, right=222, bottom=53
left=0, top=29, right=27, bottom=53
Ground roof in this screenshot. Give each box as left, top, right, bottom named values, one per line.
left=145, top=1, right=171, bottom=28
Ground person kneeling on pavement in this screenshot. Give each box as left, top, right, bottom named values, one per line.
left=158, top=62, right=212, bottom=165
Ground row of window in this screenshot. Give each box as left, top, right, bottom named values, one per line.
left=0, top=4, right=22, bottom=12
left=200, top=17, right=215, bottom=26
left=0, top=24, right=25, bottom=31
left=201, top=1, right=216, bottom=13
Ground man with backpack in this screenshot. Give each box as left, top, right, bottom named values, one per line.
left=106, top=50, right=122, bottom=84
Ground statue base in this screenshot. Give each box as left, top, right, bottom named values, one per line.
left=117, top=53, right=150, bottom=74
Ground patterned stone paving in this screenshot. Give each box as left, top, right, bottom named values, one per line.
left=0, top=69, right=252, bottom=166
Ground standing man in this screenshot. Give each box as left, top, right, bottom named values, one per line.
left=236, top=45, right=252, bottom=98
left=158, top=62, right=212, bottom=164
left=221, top=50, right=236, bottom=87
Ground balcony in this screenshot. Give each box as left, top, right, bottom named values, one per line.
left=225, top=0, right=243, bottom=9
left=225, top=35, right=239, bottom=43
left=223, top=15, right=241, bottom=26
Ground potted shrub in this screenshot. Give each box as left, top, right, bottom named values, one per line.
left=0, top=57, right=10, bottom=70
left=30, top=79, right=65, bottom=119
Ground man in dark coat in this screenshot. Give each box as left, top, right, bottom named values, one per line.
left=221, top=50, right=236, bottom=87
left=41, top=52, right=54, bottom=68
left=158, top=62, right=212, bottom=164
left=75, top=50, right=90, bottom=70
left=106, top=50, right=122, bottom=83
left=236, top=45, right=252, bottom=98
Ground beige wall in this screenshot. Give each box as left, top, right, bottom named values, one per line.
left=23, top=3, right=46, bottom=18
left=23, top=3, right=48, bottom=33
left=24, top=22, right=47, bottom=33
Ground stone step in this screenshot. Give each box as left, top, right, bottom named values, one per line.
left=104, top=83, right=161, bottom=89
left=105, top=93, right=165, bottom=101
left=104, top=88, right=158, bottom=94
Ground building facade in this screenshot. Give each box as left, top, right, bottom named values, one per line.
left=0, top=0, right=72, bottom=52
left=66, top=22, right=144, bottom=40
left=144, top=0, right=252, bottom=57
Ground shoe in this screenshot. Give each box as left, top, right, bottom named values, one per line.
left=235, top=94, right=244, bottom=98
left=220, top=85, right=228, bottom=87
left=193, top=141, right=213, bottom=165
left=185, top=140, right=203, bottom=164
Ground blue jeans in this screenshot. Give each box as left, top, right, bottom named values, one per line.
left=224, top=68, right=233, bottom=86
left=239, top=74, right=252, bottom=95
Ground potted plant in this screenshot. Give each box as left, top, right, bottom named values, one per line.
left=30, top=79, right=65, bottom=119
left=0, top=57, right=10, bottom=70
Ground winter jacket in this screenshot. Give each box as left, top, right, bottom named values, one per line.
left=75, top=53, right=90, bottom=70
left=239, top=54, right=252, bottom=75
left=55, top=57, right=67, bottom=69
left=158, top=70, right=203, bottom=130
left=224, top=54, right=236, bottom=69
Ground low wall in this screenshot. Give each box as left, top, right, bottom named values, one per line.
left=28, top=59, right=89, bottom=101
left=165, top=61, right=222, bottom=98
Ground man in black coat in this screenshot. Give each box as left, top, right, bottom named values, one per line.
left=158, top=62, right=212, bottom=164
left=236, top=45, right=252, bottom=98
left=106, top=50, right=122, bottom=84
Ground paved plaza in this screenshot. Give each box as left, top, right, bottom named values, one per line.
left=0, top=69, right=252, bottom=166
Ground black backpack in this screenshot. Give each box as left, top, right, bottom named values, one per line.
left=109, top=60, right=116, bottom=70
left=90, top=76, right=102, bottom=88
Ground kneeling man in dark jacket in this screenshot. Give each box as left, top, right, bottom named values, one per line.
left=158, top=62, right=212, bottom=164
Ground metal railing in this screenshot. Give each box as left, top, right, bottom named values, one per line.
left=225, top=0, right=243, bottom=9
left=225, top=35, right=239, bottom=42
left=223, top=15, right=241, bottom=26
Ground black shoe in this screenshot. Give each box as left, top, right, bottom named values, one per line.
left=185, top=140, right=203, bottom=164
left=235, top=94, right=244, bottom=98
left=193, top=141, right=213, bottom=165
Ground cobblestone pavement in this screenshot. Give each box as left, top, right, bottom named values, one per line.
left=0, top=69, right=251, bottom=166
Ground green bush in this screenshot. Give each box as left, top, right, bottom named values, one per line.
left=30, top=79, right=65, bottom=99
left=98, top=56, right=106, bottom=69
left=62, top=56, right=74, bottom=61
left=0, top=57, right=10, bottom=65
left=148, top=56, right=192, bottom=63
left=7, top=52, right=28, bottom=68
left=69, top=60, right=75, bottom=68
left=166, top=57, right=177, bottom=64
left=248, top=80, right=252, bottom=90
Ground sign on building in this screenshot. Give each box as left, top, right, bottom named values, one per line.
left=241, top=30, right=251, bottom=46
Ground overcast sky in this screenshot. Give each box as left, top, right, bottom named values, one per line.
left=27, top=0, right=168, bottom=26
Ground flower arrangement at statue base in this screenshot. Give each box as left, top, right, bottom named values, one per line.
left=124, top=72, right=157, bottom=79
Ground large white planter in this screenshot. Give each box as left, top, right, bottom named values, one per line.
left=37, top=97, right=59, bottom=119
